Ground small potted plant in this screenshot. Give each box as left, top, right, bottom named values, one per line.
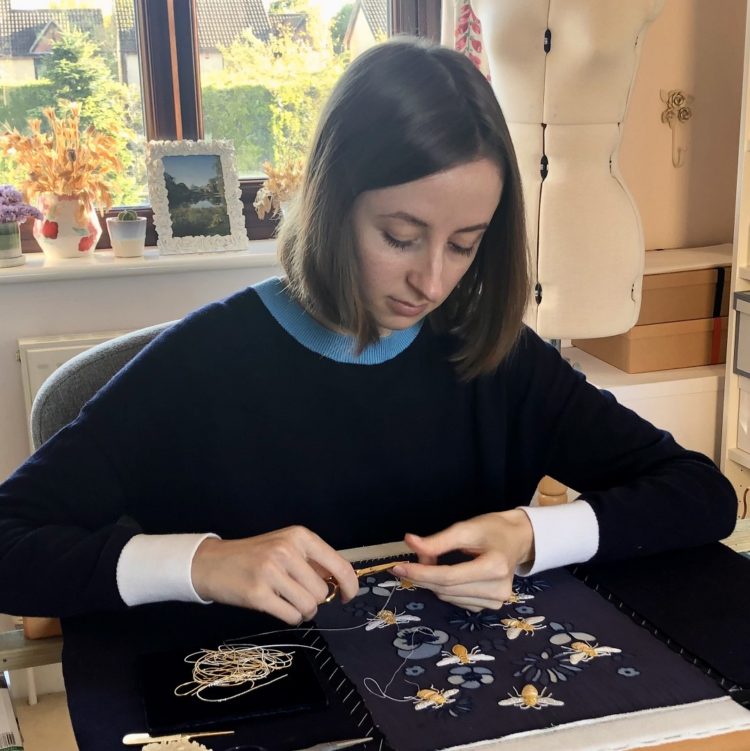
left=106, top=209, right=147, bottom=258
left=0, top=184, right=42, bottom=268
left=253, top=159, right=304, bottom=220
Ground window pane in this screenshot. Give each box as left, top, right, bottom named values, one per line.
left=196, top=0, right=389, bottom=178
left=0, top=0, right=147, bottom=206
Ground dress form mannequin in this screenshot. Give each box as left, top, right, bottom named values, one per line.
left=442, top=1, right=664, bottom=339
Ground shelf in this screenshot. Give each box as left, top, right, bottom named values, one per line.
left=0, top=629, right=62, bottom=671
left=563, top=347, right=724, bottom=399
left=643, top=244, right=732, bottom=275
left=728, top=446, right=750, bottom=470
left=0, top=240, right=278, bottom=285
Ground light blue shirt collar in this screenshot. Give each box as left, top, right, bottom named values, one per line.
left=253, top=277, right=422, bottom=364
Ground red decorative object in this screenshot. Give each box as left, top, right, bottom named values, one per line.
left=78, top=235, right=95, bottom=252
left=454, top=1, right=490, bottom=81
left=41, top=220, right=58, bottom=239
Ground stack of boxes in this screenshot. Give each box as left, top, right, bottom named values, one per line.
left=573, top=246, right=731, bottom=373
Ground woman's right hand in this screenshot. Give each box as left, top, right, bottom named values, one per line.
left=191, top=526, right=359, bottom=624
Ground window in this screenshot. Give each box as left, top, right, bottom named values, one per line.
left=0, top=1, right=148, bottom=217
left=1, top=0, right=440, bottom=249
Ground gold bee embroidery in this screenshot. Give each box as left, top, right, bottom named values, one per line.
left=365, top=609, right=421, bottom=630
left=562, top=640, right=622, bottom=665
left=436, top=644, right=495, bottom=667
left=410, top=686, right=460, bottom=710
left=381, top=577, right=419, bottom=591
left=498, top=615, right=546, bottom=639
left=502, top=590, right=535, bottom=606
left=498, top=684, right=564, bottom=710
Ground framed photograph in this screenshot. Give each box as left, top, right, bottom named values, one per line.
left=146, top=140, right=248, bottom=254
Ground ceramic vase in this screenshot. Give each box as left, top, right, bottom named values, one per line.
left=106, top=216, right=147, bottom=258
left=33, top=193, right=102, bottom=260
left=0, top=222, right=24, bottom=268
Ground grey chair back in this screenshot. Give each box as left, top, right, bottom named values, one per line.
left=30, top=321, right=176, bottom=450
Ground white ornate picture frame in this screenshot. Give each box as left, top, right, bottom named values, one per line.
left=146, top=140, right=248, bottom=254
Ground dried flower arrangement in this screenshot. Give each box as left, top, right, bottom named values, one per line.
left=0, top=184, right=42, bottom=224
left=0, top=103, right=122, bottom=225
left=253, top=159, right=304, bottom=220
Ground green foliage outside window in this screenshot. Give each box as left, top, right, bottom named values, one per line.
left=330, top=3, right=353, bottom=55
left=0, top=29, right=145, bottom=206
left=202, top=23, right=347, bottom=173
left=0, top=1, right=353, bottom=204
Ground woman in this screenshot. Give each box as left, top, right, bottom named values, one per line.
left=0, top=39, right=736, bottom=626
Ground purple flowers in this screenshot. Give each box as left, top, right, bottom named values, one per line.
left=0, top=185, right=42, bottom=223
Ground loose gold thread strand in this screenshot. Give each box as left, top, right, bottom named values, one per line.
left=175, top=644, right=295, bottom=703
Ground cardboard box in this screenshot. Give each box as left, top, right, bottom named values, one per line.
left=22, top=616, right=61, bottom=640
left=637, top=267, right=729, bottom=326
left=573, top=317, right=727, bottom=373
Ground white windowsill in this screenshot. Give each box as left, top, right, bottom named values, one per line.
left=0, top=240, right=278, bottom=284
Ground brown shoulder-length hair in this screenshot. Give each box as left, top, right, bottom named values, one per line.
left=278, top=37, right=529, bottom=379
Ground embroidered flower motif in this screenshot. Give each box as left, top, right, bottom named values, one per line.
left=404, top=665, right=425, bottom=677
left=617, top=667, right=641, bottom=678
left=446, top=665, right=494, bottom=689
left=343, top=601, right=371, bottom=618
left=514, top=605, right=535, bottom=616
left=355, top=575, right=391, bottom=598
left=513, top=649, right=582, bottom=686
left=406, top=602, right=424, bottom=611
left=394, top=627, right=450, bottom=659
left=513, top=575, right=551, bottom=595
left=476, top=636, right=509, bottom=655
left=549, top=629, right=596, bottom=647
left=447, top=607, right=502, bottom=631
left=444, top=695, right=474, bottom=719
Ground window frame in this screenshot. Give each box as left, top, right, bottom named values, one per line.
left=19, top=0, right=441, bottom=251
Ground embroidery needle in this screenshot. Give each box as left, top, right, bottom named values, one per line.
left=325, top=560, right=410, bottom=603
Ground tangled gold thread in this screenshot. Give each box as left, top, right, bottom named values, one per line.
left=174, top=643, right=294, bottom=702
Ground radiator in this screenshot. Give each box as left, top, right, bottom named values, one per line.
left=17, top=330, right=130, bottom=451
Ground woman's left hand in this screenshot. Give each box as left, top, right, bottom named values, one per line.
left=391, top=509, right=535, bottom=612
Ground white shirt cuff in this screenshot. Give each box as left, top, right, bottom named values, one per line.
left=516, top=499, right=599, bottom=576
left=116, top=532, right=220, bottom=606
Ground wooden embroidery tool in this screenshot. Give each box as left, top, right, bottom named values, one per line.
left=122, top=729, right=234, bottom=745
left=324, top=560, right=410, bottom=603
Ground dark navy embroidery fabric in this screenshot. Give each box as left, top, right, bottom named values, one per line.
left=313, top=563, right=725, bottom=751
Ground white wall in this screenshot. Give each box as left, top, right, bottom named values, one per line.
left=619, top=0, right=746, bottom=249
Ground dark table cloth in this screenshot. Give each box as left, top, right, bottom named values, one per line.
left=61, top=543, right=750, bottom=751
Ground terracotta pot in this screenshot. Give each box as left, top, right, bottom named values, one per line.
left=33, top=193, right=101, bottom=259
left=0, top=222, right=24, bottom=268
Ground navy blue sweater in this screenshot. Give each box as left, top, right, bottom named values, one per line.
left=0, top=280, right=737, bottom=616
